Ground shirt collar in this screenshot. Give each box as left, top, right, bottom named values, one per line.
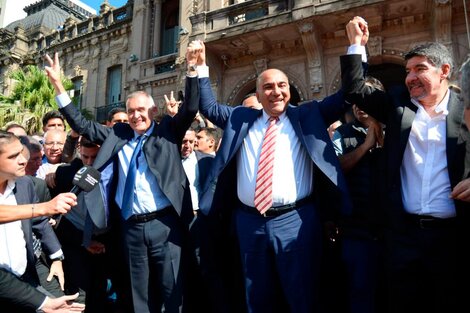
left=410, top=89, right=450, bottom=116
left=261, top=110, right=286, bottom=124
left=0, top=180, right=16, bottom=197
left=133, top=122, right=155, bottom=141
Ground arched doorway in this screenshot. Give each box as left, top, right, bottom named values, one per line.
left=367, top=63, right=406, bottom=90
left=235, top=85, right=302, bottom=106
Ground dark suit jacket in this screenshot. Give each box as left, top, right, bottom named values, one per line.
left=0, top=268, right=45, bottom=310
left=59, top=77, right=199, bottom=227
left=340, top=54, right=470, bottom=228
left=12, top=177, right=62, bottom=283
left=195, top=76, right=352, bottom=219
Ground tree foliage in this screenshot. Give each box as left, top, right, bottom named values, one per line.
left=0, top=65, right=92, bottom=134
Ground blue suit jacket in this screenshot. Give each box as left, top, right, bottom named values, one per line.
left=195, top=77, right=352, bottom=219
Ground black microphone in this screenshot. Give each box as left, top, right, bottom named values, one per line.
left=70, top=165, right=101, bottom=195
left=52, top=166, right=101, bottom=223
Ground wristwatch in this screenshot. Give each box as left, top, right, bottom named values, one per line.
left=51, top=254, right=65, bottom=262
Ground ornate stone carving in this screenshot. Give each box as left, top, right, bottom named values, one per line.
left=74, top=65, right=82, bottom=77
left=368, top=36, right=383, bottom=57
left=253, top=58, right=268, bottom=75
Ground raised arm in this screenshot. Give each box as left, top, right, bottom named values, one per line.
left=44, top=53, right=110, bottom=144
left=189, top=40, right=233, bottom=128
left=341, top=17, right=389, bottom=123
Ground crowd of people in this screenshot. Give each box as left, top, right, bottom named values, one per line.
left=1, top=16, right=470, bottom=313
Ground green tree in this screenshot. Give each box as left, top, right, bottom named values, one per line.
left=0, top=65, right=92, bottom=134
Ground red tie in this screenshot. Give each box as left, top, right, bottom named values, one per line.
left=254, top=116, right=279, bottom=214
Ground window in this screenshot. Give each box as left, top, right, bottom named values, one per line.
left=107, top=66, right=122, bottom=106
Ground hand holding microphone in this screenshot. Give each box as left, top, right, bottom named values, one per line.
left=49, top=166, right=101, bottom=218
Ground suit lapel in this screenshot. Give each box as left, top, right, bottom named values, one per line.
left=446, top=91, right=464, bottom=181
left=287, top=106, right=340, bottom=185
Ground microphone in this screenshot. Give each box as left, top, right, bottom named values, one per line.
left=70, top=165, right=101, bottom=195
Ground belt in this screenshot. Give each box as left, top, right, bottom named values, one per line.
left=128, top=206, right=173, bottom=223
left=239, top=197, right=310, bottom=217
left=406, top=214, right=456, bottom=229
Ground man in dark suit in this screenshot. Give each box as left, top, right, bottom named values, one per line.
left=0, top=131, right=76, bottom=312
left=1, top=268, right=85, bottom=313
left=45, top=51, right=199, bottom=313
left=341, top=16, right=470, bottom=313
left=187, top=41, right=351, bottom=313
left=50, top=137, right=113, bottom=312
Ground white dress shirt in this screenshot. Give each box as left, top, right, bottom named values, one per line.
left=347, top=45, right=456, bottom=218
left=196, top=65, right=313, bottom=207
left=0, top=180, right=27, bottom=277
left=401, top=93, right=456, bottom=218
left=182, top=151, right=200, bottom=210
left=237, top=111, right=313, bottom=207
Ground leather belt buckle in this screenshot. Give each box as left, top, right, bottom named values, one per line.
left=418, top=218, right=435, bottom=229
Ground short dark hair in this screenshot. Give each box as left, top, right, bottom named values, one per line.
left=404, top=42, right=454, bottom=78
left=0, top=131, right=19, bottom=154
left=5, top=123, right=26, bottom=133
left=42, top=110, right=65, bottom=127
left=79, top=136, right=99, bottom=149
left=107, top=107, right=127, bottom=122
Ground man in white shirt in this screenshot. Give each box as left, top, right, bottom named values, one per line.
left=0, top=131, right=78, bottom=312
left=190, top=40, right=351, bottom=313
left=341, top=16, right=470, bottom=313
left=36, top=129, right=66, bottom=182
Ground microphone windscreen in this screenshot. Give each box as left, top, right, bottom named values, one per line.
left=72, top=165, right=101, bottom=192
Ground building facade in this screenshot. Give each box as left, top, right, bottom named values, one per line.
left=0, top=0, right=469, bottom=123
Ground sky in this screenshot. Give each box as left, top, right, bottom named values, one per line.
left=79, top=0, right=128, bottom=13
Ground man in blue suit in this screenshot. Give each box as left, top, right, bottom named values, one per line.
left=187, top=41, right=351, bottom=313
left=45, top=50, right=199, bottom=313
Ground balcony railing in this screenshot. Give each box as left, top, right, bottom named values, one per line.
left=95, top=101, right=125, bottom=123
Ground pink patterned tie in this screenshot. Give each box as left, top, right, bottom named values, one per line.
left=254, top=116, right=279, bottom=214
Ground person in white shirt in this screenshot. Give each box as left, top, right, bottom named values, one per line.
left=36, top=129, right=66, bottom=184
left=341, top=16, right=470, bottom=313
left=0, top=131, right=79, bottom=312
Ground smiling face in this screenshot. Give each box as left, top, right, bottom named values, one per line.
left=126, top=92, right=157, bottom=135
left=405, top=55, right=450, bottom=107
left=256, top=69, right=290, bottom=117
left=43, top=129, right=66, bottom=164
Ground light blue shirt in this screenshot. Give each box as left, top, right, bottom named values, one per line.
left=55, top=93, right=171, bottom=216
left=114, top=123, right=171, bottom=215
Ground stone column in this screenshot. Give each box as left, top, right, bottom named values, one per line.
left=152, top=0, right=163, bottom=58
left=298, top=21, right=324, bottom=98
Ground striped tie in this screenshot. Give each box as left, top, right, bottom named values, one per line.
left=254, top=116, right=279, bottom=214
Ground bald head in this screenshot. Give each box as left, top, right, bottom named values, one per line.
left=256, top=69, right=291, bottom=117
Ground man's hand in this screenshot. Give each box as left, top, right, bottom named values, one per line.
left=186, top=40, right=205, bottom=67
left=42, top=293, right=85, bottom=313
left=40, top=193, right=77, bottom=216
left=86, top=240, right=106, bottom=255
left=44, top=52, right=67, bottom=95
left=451, top=178, right=470, bottom=202
left=346, top=16, right=369, bottom=46
left=47, top=260, right=65, bottom=291
left=45, top=170, right=57, bottom=189
left=164, top=91, right=181, bottom=117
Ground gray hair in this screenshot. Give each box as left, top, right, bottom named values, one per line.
left=405, top=42, right=454, bottom=78
left=126, top=91, right=155, bottom=108
left=461, top=57, right=470, bottom=109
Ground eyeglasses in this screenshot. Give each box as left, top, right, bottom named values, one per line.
left=44, top=141, right=64, bottom=147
